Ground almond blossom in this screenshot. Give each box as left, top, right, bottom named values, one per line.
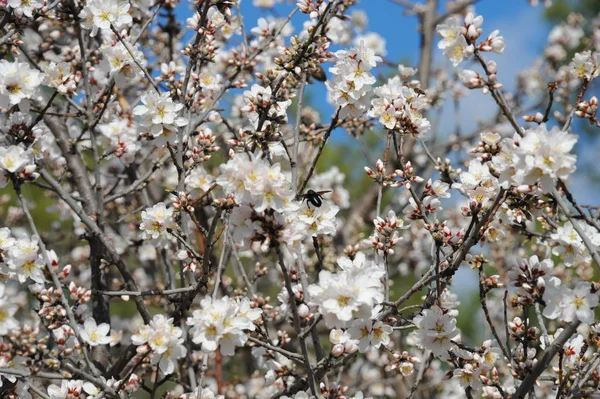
left=543, top=278, right=599, bottom=323
left=0, top=60, right=42, bottom=108
left=79, top=0, right=132, bottom=37
left=347, top=319, right=393, bottom=353
left=511, top=124, right=578, bottom=191
left=3, top=1, right=600, bottom=398
left=187, top=296, right=261, bottom=356
left=131, top=314, right=187, bottom=375
left=79, top=318, right=113, bottom=347
left=132, top=91, right=188, bottom=142
left=139, top=202, right=177, bottom=240
left=326, top=41, right=381, bottom=118
left=307, top=252, right=384, bottom=328
left=412, top=305, right=460, bottom=359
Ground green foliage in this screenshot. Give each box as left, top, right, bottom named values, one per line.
left=580, top=0, right=600, bottom=15
left=544, top=0, right=573, bottom=23
left=545, top=0, right=600, bottom=23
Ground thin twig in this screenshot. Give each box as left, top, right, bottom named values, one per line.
left=13, top=179, right=101, bottom=379
left=479, top=269, right=511, bottom=361
left=296, top=108, right=341, bottom=197
left=513, top=320, right=581, bottom=398
left=542, top=82, right=557, bottom=123
left=110, top=25, right=160, bottom=92
left=276, top=246, right=317, bottom=396
left=291, top=74, right=307, bottom=190
left=247, top=336, right=304, bottom=363
left=551, top=186, right=600, bottom=269
left=435, top=0, right=482, bottom=25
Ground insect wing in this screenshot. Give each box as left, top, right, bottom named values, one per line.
left=309, top=195, right=322, bottom=208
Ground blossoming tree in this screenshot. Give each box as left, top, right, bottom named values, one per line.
left=1, top=0, right=600, bottom=397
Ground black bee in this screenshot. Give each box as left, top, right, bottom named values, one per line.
left=300, top=189, right=332, bottom=208
left=310, top=66, right=327, bottom=82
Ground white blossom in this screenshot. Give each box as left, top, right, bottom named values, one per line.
left=140, top=202, right=176, bottom=240
left=543, top=278, right=599, bottom=324
left=412, top=305, right=460, bottom=359
left=307, top=252, right=384, bottom=328
left=80, top=318, right=113, bottom=347
left=133, top=91, right=188, bottom=143
left=79, top=0, right=132, bottom=37
left=347, top=319, right=393, bottom=352
left=0, top=60, right=42, bottom=108
left=511, top=124, right=578, bottom=192
left=131, top=314, right=186, bottom=375
left=187, top=296, right=261, bottom=356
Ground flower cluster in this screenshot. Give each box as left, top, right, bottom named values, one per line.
left=99, top=38, right=146, bottom=87
left=456, top=158, right=500, bottom=208
left=551, top=221, right=600, bottom=267
left=133, top=91, right=189, bottom=143
left=140, top=202, right=177, bottom=241
left=437, top=13, right=505, bottom=66
left=79, top=0, right=132, bottom=37
left=219, top=155, right=339, bottom=249
left=7, top=0, right=43, bottom=18
left=98, top=118, right=139, bottom=164
left=218, top=156, right=292, bottom=213
left=543, top=278, right=599, bottom=323
left=307, top=252, right=384, bottom=328
left=347, top=318, right=393, bottom=353
left=453, top=340, right=502, bottom=390
left=412, top=305, right=460, bottom=358
left=132, top=315, right=187, bottom=375
left=0, top=60, right=42, bottom=108
left=44, top=62, right=78, bottom=95
left=1, top=234, right=46, bottom=284
left=511, top=124, right=578, bottom=191
left=47, top=380, right=102, bottom=399
left=508, top=255, right=553, bottom=303
left=187, top=296, right=261, bottom=356
left=326, top=41, right=381, bottom=118
left=569, top=50, right=600, bottom=81
left=370, top=76, right=431, bottom=138
left=368, top=210, right=407, bottom=253
left=241, top=84, right=292, bottom=133
left=0, top=145, right=38, bottom=187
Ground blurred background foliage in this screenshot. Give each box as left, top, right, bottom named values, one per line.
left=545, top=0, right=600, bottom=23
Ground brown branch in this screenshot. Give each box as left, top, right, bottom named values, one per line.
left=418, top=0, right=439, bottom=89
left=551, top=186, right=600, bottom=270
left=38, top=168, right=152, bottom=323
left=296, top=108, right=341, bottom=198
left=247, top=336, right=305, bottom=363
left=542, top=81, right=558, bottom=123
left=474, top=51, right=524, bottom=137
left=479, top=269, right=511, bottom=361
left=276, top=246, right=317, bottom=396
left=434, top=0, right=482, bottom=25
left=513, top=320, right=581, bottom=398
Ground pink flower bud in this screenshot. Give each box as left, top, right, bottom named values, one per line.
left=332, top=343, right=345, bottom=357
